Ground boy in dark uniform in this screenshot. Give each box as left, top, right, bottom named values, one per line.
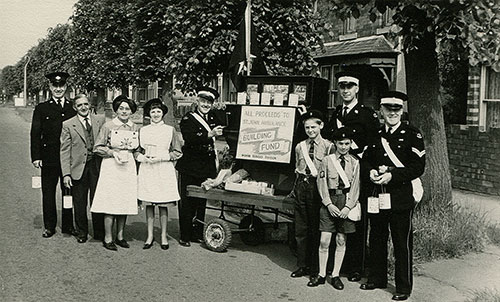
left=290, top=110, right=333, bottom=279
left=30, top=72, right=77, bottom=238
left=360, top=91, right=425, bottom=301
left=327, top=71, right=379, bottom=282
left=176, top=86, right=224, bottom=247
left=308, top=127, right=360, bottom=290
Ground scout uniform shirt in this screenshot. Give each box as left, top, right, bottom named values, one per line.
left=317, top=152, right=360, bottom=210
left=294, top=135, right=332, bottom=176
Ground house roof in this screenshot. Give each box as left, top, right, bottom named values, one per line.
left=313, top=35, right=399, bottom=59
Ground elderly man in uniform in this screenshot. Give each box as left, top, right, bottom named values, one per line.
left=360, top=91, right=425, bottom=301
left=60, top=94, right=105, bottom=243
left=30, top=72, right=77, bottom=238
left=176, top=86, right=224, bottom=247
left=327, top=71, right=379, bottom=282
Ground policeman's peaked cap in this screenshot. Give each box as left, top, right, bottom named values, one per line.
left=301, top=109, right=324, bottom=123
left=143, top=98, right=168, bottom=117
left=380, top=91, right=408, bottom=109
left=196, top=86, right=220, bottom=103
left=45, top=71, right=70, bottom=85
left=335, top=71, right=359, bottom=86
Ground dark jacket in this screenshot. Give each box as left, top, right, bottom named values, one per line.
left=30, top=97, right=77, bottom=166
left=363, top=123, right=426, bottom=210
left=176, top=111, right=221, bottom=179
left=327, top=102, right=379, bottom=156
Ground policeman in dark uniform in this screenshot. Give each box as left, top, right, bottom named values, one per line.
left=360, top=91, right=425, bottom=301
left=327, top=71, right=379, bottom=281
left=30, top=72, right=77, bottom=238
left=176, top=86, right=224, bottom=247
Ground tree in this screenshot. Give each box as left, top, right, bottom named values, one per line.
left=0, top=65, right=22, bottom=99
left=323, top=0, right=500, bottom=208
left=131, top=0, right=327, bottom=90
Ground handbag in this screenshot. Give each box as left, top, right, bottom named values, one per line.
left=110, top=129, right=139, bottom=150
left=347, top=202, right=361, bottom=221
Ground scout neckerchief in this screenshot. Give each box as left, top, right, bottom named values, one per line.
left=380, top=137, right=423, bottom=202
left=191, top=112, right=219, bottom=170
left=328, top=154, right=351, bottom=189
left=299, top=140, right=318, bottom=177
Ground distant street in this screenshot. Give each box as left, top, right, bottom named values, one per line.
left=0, top=106, right=498, bottom=302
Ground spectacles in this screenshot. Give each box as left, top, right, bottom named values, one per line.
left=338, top=82, right=356, bottom=89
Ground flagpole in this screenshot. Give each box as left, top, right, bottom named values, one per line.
left=245, top=0, right=252, bottom=75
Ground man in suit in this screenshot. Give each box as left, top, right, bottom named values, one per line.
left=360, top=91, right=425, bottom=301
left=326, top=71, right=380, bottom=281
left=31, top=71, right=77, bottom=238
left=176, top=86, right=224, bottom=247
left=60, top=94, right=105, bottom=243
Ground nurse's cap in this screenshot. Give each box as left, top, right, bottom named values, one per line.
left=195, top=86, right=220, bottom=103
left=335, top=71, right=359, bottom=86
left=380, top=91, right=408, bottom=109
left=45, top=71, right=70, bottom=85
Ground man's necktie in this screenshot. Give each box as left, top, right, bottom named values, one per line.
left=342, top=106, right=349, bottom=118
left=84, top=117, right=92, bottom=133
left=305, top=140, right=315, bottom=175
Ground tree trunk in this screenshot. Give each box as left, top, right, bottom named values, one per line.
left=405, top=30, right=453, bottom=208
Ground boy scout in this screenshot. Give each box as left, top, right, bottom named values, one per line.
left=290, top=110, right=333, bottom=279
left=360, top=91, right=425, bottom=301
left=308, top=127, right=360, bottom=290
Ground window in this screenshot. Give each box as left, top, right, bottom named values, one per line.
left=320, top=64, right=340, bottom=108
left=479, top=66, right=500, bottom=130
left=343, top=15, right=357, bottom=34
left=379, top=8, right=394, bottom=28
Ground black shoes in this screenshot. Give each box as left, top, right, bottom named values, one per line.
left=77, top=236, right=88, bottom=243
left=307, top=275, right=326, bottom=287
left=161, top=243, right=170, bottom=250
left=392, top=294, right=410, bottom=301
left=360, top=282, right=387, bottom=290
left=42, top=229, right=55, bottom=238
left=143, top=241, right=154, bottom=249
left=62, top=228, right=78, bottom=237
left=290, top=267, right=310, bottom=278
left=348, top=272, right=362, bottom=282
left=330, top=276, right=344, bottom=290
left=103, top=241, right=118, bottom=251
left=115, top=239, right=130, bottom=248
left=179, top=240, right=191, bottom=247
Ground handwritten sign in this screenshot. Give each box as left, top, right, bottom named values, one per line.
left=236, top=106, right=295, bottom=163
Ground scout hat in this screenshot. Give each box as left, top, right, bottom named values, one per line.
left=331, top=127, right=355, bottom=141
left=301, top=109, right=324, bottom=123
left=143, top=98, right=168, bottom=117
left=45, top=71, right=70, bottom=86
left=196, top=86, right=220, bottom=103
left=335, top=71, right=359, bottom=86
left=380, top=91, right=408, bottom=109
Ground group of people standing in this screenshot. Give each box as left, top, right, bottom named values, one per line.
left=30, top=71, right=222, bottom=252
left=290, top=71, right=425, bottom=301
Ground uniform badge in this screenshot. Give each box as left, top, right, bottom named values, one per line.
left=197, top=132, right=202, bottom=136
left=416, top=133, right=422, bottom=139
left=320, top=171, right=325, bottom=178
left=354, top=110, right=358, bottom=114
left=401, top=130, right=405, bottom=134
left=373, top=113, right=378, bottom=118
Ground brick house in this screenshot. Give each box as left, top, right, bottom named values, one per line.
left=315, top=5, right=500, bottom=195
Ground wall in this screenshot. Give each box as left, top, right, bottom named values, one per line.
left=446, top=124, right=500, bottom=195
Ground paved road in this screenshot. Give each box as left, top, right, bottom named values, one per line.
left=1, top=106, right=499, bottom=302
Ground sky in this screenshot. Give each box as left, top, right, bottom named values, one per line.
left=0, top=0, right=77, bottom=69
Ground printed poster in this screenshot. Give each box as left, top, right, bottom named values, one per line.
left=236, top=106, right=296, bottom=163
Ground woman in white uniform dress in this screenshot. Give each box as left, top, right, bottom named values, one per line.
left=137, top=99, right=182, bottom=250
left=91, top=95, right=140, bottom=251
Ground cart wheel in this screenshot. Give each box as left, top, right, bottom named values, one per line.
left=239, top=215, right=265, bottom=246
left=203, top=218, right=232, bottom=252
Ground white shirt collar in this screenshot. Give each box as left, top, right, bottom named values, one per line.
left=386, top=122, right=401, bottom=134
left=343, top=99, right=358, bottom=112
left=112, top=117, right=134, bottom=128
left=77, top=114, right=91, bottom=126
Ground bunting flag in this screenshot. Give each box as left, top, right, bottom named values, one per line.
left=228, top=1, right=267, bottom=91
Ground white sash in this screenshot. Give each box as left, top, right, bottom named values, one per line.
left=336, top=118, right=343, bottom=129
left=380, top=137, right=423, bottom=202
left=328, top=154, right=351, bottom=189
left=191, top=112, right=219, bottom=170
left=299, top=141, right=317, bottom=177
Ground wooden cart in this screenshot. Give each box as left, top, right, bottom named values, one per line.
left=186, top=185, right=294, bottom=252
